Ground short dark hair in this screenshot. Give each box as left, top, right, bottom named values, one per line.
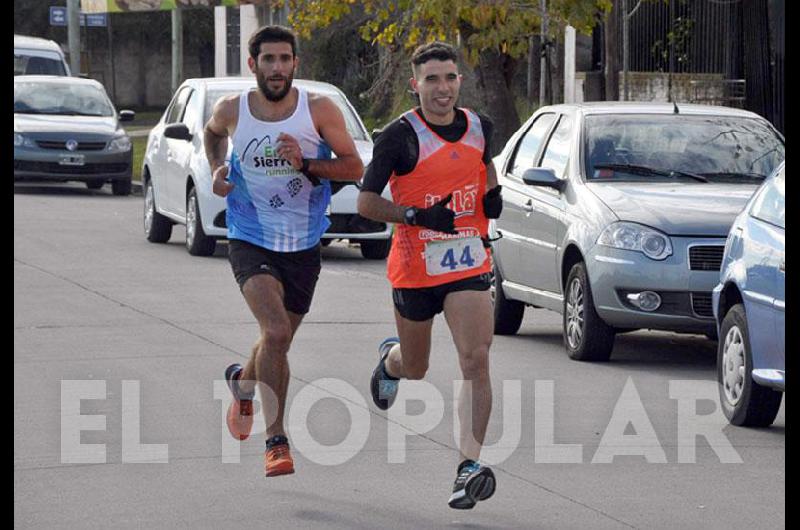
left=248, top=25, right=297, bottom=60
left=410, top=41, right=459, bottom=72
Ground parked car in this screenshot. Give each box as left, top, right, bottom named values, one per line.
left=14, top=75, right=135, bottom=195
left=712, top=161, right=784, bottom=427
left=490, top=102, right=785, bottom=361
left=142, top=77, right=392, bottom=258
left=14, top=35, right=71, bottom=77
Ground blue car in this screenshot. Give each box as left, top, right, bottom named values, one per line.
left=712, top=161, right=785, bottom=427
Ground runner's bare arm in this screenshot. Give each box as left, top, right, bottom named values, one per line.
left=204, top=95, right=238, bottom=197
left=306, top=95, right=364, bottom=181
left=357, top=191, right=407, bottom=224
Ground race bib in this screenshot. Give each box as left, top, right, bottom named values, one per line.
left=424, top=236, right=487, bottom=276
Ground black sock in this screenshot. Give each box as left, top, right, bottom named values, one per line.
left=458, top=459, right=477, bottom=473
left=266, top=434, right=289, bottom=450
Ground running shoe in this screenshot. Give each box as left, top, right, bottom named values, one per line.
left=225, top=363, right=254, bottom=441
left=370, top=337, right=400, bottom=410
left=264, top=434, right=295, bottom=477
left=448, top=461, right=496, bottom=509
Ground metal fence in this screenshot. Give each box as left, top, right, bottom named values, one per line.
left=614, top=0, right=783, bottom=133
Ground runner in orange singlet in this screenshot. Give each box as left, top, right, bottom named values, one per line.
left=357, top=42, right=504, bottom=510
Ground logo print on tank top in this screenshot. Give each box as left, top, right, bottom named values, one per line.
left=269, top=194, right=284, bottom=209
left=287, top=177, right=303, bottom=197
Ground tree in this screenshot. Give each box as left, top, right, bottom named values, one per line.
left=284, top=0, right=611, bottom=152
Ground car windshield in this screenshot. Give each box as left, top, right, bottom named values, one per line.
left=14, top=81, right=114, bottom=117
left=203, top=88, right=368, bottom=141
left=14, top=52, right=67, bottom=76
left=583, top=114, right=784, bottom=183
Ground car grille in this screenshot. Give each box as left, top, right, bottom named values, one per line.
left=36, top=140, right=107, bottom=151
left=690, top=292, right=714, bottom=318
left=689, top=245, right=724, bottom=271
left=14, top=160, right=129, bottom=175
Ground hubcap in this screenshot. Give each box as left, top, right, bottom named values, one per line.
left=186, top=195, right=197, bottom=246
left=722, top=325, right=746, bottom=406
left=565, top=278, right=584, bottom=349
left=144, top=183, right=154, bottom=234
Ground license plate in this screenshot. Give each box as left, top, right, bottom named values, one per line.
left=424, top=236, right=486, bottom=276
left=59, top=154, right=85, bottom=166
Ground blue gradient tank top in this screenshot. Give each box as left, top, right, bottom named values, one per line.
left=227, top=87, right=332, bottom=252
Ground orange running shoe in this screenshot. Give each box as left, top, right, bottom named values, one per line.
left=225, top=363, right=254, bottom=441
left=264, top=435, right=295, bottom=477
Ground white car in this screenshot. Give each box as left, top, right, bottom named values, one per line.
left=142, top=77, right=392, bottom=258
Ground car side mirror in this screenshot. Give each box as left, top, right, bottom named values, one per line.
left=118, top=110, right=136, bottom=122
left=164, top=123, right=193, bottom=142
left=521, top=168, right=565, bottom=192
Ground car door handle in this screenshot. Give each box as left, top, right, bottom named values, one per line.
left=523, top=199, right=535, bottom=213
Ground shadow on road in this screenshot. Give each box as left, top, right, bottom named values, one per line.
left=14, top=182, right=120, bottom=197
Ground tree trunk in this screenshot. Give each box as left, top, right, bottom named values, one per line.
left=474, top=48, right=521, bottom=157
left=604, top=0, right=620, bottom=101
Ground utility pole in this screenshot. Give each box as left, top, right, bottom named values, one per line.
left=539, top=0, right=549, bottom=107
left=668, top=0, right=675, bottom=102
left=67, top=0, right=80, bottom=75
left=623, top=0, right=629, bottom=100
left=172, top=7, right=183, bottom=95
left=527, top=35, right=535, bottom=110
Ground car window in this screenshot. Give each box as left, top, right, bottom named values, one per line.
left=166, top=87, right=193, bottom=124
left=14, top=80, right=114, bottom=116
left=203, top=88, right=368, bottom=141
left=750, top=170, right=785, bottom=229
left=14, top=51, right=67, bottom=76
left=181, top=90, right=202, bottom=131
left=508, top=113, right=556, bottom=178
left=540, top=114, right=574, bottom=179
left=583, top=114, right=784, bottom=182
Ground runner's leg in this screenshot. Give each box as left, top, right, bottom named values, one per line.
left=385, top=308, right=434, bottom=380
left=443, top=289, right=493, bottom=462
left=238, top=273, right=302, bottom=438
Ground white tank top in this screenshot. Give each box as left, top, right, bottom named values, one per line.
left=226, top=86, right=332, bottom=252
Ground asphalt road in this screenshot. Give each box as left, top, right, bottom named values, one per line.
left=14, top=182, right=785, bottom=529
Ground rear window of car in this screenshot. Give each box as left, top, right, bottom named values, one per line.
left=583, top=114, right=785, bottom=183
left=203, top=88, right=368, bottom=141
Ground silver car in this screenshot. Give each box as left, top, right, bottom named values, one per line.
left=490, top=102, right=784, bottom=361
left=14, top=75, right=135, bottom=195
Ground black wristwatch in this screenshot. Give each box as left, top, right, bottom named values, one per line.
left=300, top=158, right=311, bottom=174
left=403, top=206, right=418, bottom=226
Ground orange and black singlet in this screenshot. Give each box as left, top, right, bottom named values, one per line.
left=364, top=108, right=494, bottom=289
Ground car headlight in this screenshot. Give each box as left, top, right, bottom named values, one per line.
left=597, top=222, right=673, bottom=260
left=14, top=133, right=35, bottom=148
left=107, top=136, right=131, bottom=152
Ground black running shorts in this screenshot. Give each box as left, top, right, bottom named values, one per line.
left=392, top=273, right=492, bottom=322
left=228, top=238, right=321, bottom=315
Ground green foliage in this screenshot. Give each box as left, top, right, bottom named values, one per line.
left=284, top=0, right=611, bottom=63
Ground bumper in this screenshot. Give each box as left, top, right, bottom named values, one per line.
left=14, top=147, right=132, bottom=182
left=587, top=237, right=725, bottom=333
left=752, top=369, right=785, bottom=392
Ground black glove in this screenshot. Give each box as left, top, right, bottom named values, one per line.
left=414, top=194, right=458, bottom=234
left=483, top=185, right=503, bottom=219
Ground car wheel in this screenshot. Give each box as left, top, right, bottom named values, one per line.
left=143, top=179, right=172, bottom=243
left=563, top=262, right=615, bottom=361
left=359, top=238, right=391, bottom=260
left=85, top=181, right=104, bottom=190
left=717, top=304, right=782, bottom=427
left=112, top=177, right=132, bottom=196
left=492, top=265, right=524, bottom=335
left=186, top=187, right=216, bottom=256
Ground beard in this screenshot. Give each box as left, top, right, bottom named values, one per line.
left=256, top=70, right=294, bottom=102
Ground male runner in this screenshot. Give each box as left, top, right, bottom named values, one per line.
left=357, top=42, right=504, bottom=508
left=204, top=25, right=363, bottom=476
